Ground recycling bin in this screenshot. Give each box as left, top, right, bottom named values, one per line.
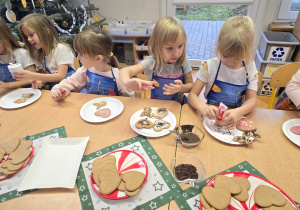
left=259, top=32, right=300, bottom=62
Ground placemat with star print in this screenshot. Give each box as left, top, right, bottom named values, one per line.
left=172, top=161, right=300, bottom=210
left=0, top=126, right=67, bottom=203
left=76, top=135, right=182, bottom=210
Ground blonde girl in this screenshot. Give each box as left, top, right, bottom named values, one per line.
left=0, top=17, right=35, bottom=89
left=188, top=16, right=258, bottom=130
left=14, top=14, right=75, bottom=89
left=120, top=16, right=193, bottom=104
left=51, top=28, right=133, bottom=101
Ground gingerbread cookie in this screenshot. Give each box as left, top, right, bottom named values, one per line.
left=231, top=176, right=251, bottom=202
left=93, top=101, right=107, bottom=110
left=0, top=137, right=21, bottom=154
left=122, top=171, right=145, bottom=192
left=98, top=170, right=121, bottom=195
left=153, top=120, right=170, bottom=132
left=290, top=126, right=300, bottom=135
left=135, top=118, right=154, bottom=129
left=236, top=117, right=255, bottom=131
left=213, top=175, right=242, bottom=194
left=263, top=200, right=296, bottom=210
left=140, top=107, right=152, bottom=117
left=0, top=159, right=25, bottom=171
left=22, top=93, right=34, bottom=98
left=14, top=98, right=27, bottom=104
left=200, top=193, right=212, bottom=209
left=202, top=186, right=231, bottom=210
left=152, top=108, right=168, bottom=119
left=124, top=187, right=140, bottom=197
left=94, top=108, right=111, bottom=118
left=254, top=185, right=287, bottom=208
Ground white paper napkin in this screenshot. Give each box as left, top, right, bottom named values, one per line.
left=17, top=137, right=89, bottom=191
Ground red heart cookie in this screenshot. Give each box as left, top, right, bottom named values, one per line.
left=94, top=108, right=111, bottom=118
left=236, top=117, right=255, bottom=131
left=290, top=126, right=300, bottom=135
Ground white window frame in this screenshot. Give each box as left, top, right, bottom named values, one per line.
left=277, top=0, right=299, bottom=20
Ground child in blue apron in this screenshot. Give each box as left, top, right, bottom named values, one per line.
left=13, top=14, right=75, bottom=90
left=188, top=16, right=258, bottom=130
left=51, top=28, right=133, bottom=101
left=120, top=16, right=193, bottom=104
left=275, top=69, right=300, bottom=110
left=0, top=17, right=35, bottom=89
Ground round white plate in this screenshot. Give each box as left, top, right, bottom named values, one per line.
left=80, top=97, right=123, bottom=123
left=130, top=107, right=177, bottom=138
left=282, top=118, right=300, bottom=147
left=203, top=117, right=244, bottom=145
left=0, top=88, right=41, bottom=109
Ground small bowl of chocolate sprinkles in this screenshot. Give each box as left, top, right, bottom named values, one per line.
left=170, top=155, right=206, bottom=187
left=171, top=125, right=205, bottom=147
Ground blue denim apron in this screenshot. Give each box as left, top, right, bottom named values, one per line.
left=151, top=66, right=187, bottom=104
left=206, top=61, right=249, bottom=107
left=86, top=68, right=119, bottom=96
left=0, top=56, right=17, bottom=82
left=44, top=57, right=76, bottom=90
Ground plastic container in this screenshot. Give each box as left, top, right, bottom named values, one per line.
left=126, top=21, right=152, bottom=35
left=8, top=63, right=23, bottom=73
left=106, top=22, right=128, bottom=35
left=255, top=49, right=290, bottom=79
left=171, top=124, right=205, bottom=147
left=259, top=31, right=299, bottom=62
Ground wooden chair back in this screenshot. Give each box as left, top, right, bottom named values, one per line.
left=268, top=62, right=300, bottom=109
left=134, top=74, right=151, bottom=99
left=257, top=70, right=263, bottom=90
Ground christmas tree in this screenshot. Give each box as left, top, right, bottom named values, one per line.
left=0, top=0, right=106, bottom=48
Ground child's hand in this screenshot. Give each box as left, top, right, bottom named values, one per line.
left=52, top=87, right=68, bottom=102
left=13, top=70, right=35, bottom=80
left=125, top=78, right=155, bottom=92
left=163, top=80, right=183, bottom=95
left=219, top=109, right=240, bottom=130
left=31, top=80, right=44, bottom=89
left=200, top=104, right=219, bottom=120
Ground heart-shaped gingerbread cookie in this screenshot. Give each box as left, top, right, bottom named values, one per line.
left=254, top=185, right=287, bottom=208
left=213, top=175, right=242, bottom=194
left=98, top=170, right=121, bottom=195
left=122, top=171, right=145, bottom=192
left=236, top=117, right=255, bottom=131
left=202, top=186, right=231, bottom=209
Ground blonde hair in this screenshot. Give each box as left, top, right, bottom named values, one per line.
left=216, top=16, right=255, bottom=64
left=0, top=17, right=22, bottom=62
left=73, top=27, right=119, bottom=68
left=18, top=14, right=62, bottom=64
left=148, top=16, right=187, bottom=71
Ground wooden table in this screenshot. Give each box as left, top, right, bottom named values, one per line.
left=0, top=90, right=181, bottom=210
left=177, top=104, right=300, bottom=203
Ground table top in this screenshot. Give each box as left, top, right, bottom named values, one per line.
left=0, top=90, right=181, bottom=210
left=178, top=104, right=300, bottom=202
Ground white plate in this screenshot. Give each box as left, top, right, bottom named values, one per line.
left=130, top=107, right=177, bottom=137
left=0, top=88, right=41, bottom=109
left=17, top=137, right=89, bottom=191
left=203, top=117, right=244, bottom=145
left=282, top=118, right=300, bottom=146
left=80, top=97, right=124, bottom=123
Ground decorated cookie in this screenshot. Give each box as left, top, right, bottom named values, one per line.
left=202, top=186, right=231, bottom=210
left=93, top=101, right=107, bottom=110
left=290, top=126, right=300, bottom=135
left=135, top=118, right=154, bottom=129
left=22, top=93, right=34, bottom=98
left=236, top=117, right=255, bottom=131
left=14, top=98, right=27, bottom=104
left=140, top=107, right=152, bottom=117
left=214, top=175, right=242, bottom=194
left=152, top=108, right=168, bottom=119
left=153, top=120, right=171, bottom=132
left=94, top=108, right=111, bottom=118
left=254, top=185, right=287, bottom=208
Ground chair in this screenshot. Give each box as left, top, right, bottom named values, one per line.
left=268, top=62, right=300, bottom=109
left=74, top=57, right=80, bottom=70
left=257, top=70, right=263, bottom=90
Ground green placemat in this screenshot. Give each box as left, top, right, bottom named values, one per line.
left=173, top=161, right=300, bottom=209
left=76, top=135, right=182, bottom=210
left=0, top=126, right=67, bottom=203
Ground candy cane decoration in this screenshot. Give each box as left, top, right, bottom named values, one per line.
left=79, top=5, right=87, bottom=32
left=52, top=4, right=76, bottom=34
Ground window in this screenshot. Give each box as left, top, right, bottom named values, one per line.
left=278, top=0, right=300, bottom=20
